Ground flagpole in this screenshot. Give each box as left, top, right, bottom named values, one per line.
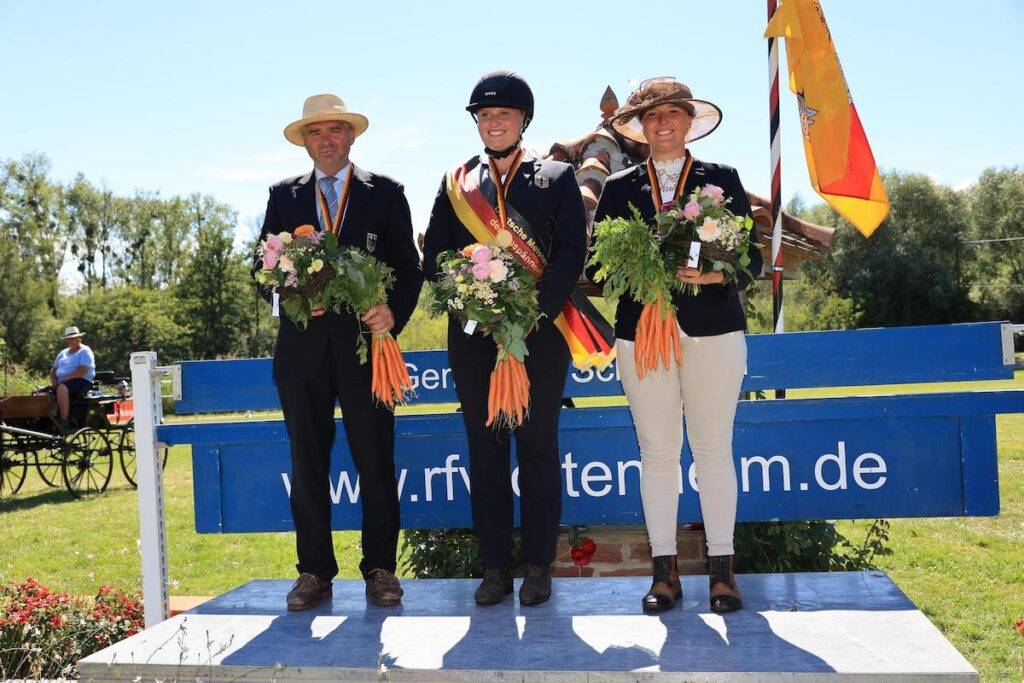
left=767, top=0, right=786, bottom=399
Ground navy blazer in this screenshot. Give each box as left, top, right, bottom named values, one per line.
left=252, top=165, right=423, bottom=381
left=422, top=155, right=587, bottom=322
left=589, top=159, right=764, bottom=340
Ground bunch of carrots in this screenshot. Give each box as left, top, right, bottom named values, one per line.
left=486, top=351, right=531, bottom=428
left=634, top=293, right=683, bottom=379
left=371, top=332, right=413, bottom=409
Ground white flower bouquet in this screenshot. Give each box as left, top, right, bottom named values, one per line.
left=655, top=184, right=756, bottom=295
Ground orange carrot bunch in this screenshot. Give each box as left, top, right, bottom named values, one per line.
left=634, top=293, right=683, bottom=379
left=370, top=332, right=413, bottom=409
left=486, top=351, right=531, bottom=429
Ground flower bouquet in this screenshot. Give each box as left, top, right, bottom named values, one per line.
left=428, top=243, right=539, bottom=428
left=655, top=183, right=755, bottom=296
left=255, top=225, right=412, bottom=408
left=323, top=247, right=413, bottom=409
left=254, top=224, right=334, bottom=329
left=590, top=206, right=682, bottom=378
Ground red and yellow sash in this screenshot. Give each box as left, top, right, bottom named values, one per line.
left=445, top=157, right=615, bottom=370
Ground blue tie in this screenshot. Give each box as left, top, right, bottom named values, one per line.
left=318, top=176, right=339, bottom=230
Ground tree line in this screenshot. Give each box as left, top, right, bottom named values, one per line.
left=775, top=168, right=1024, bottom=336
left=1, top=153, right=1021, bottom=382
left=0, top=153, right=274, bottom=380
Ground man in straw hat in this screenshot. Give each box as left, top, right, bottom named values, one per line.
left=252, top=94, right=422, bottom=610
left=589, top=77, right=763, bottom=614
left=49, top=325, right=95, bottom=431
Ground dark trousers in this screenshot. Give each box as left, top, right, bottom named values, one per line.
left=447, top=318, right=571, bottom=568
left=276, top=345, right=399, bottom=582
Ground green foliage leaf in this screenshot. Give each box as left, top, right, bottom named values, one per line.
left=589, top=204, right=673, bottom=305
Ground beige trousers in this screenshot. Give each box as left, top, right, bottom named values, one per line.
left=617, top=329, right=747, bottom=557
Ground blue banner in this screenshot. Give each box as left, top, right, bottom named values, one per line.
left=165, top=391, right=1018, bottom=533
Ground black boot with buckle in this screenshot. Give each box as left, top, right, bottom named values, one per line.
left=642, top=555, right=682, bottom=613
left=708, top=554, right=742, bottom=613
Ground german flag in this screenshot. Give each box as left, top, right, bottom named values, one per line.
left=766, top=0, right=890, bottom=237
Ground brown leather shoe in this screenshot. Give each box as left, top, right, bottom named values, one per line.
left=365, top=568, right=403, bottom=607
left=286, top=572, right=332, bottom=611
left=519, top=564, right=552, bottom=606
left=474, top=567, right=514, bottom=606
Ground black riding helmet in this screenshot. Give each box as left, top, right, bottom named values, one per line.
left=466, top=71, right=534, bottom=132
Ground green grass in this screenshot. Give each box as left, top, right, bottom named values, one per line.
left=2, top=374, right=1023, bottom=678
left=836, top=407, right=1024, bottom=679
left=0, top=446, right=365, bottom=596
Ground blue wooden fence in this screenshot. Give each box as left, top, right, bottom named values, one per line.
left=157, top=322, right=1022, bottom=533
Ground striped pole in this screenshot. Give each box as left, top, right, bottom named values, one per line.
left=768, top=0, right=786, bottom=398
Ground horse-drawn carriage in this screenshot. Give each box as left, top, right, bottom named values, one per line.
left=0, top=372, right=164, bottom=499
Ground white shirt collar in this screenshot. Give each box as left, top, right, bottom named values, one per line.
left=314, top=163, right=352, bottom=185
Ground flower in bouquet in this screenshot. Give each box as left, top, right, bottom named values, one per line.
left=428, top=243, right=540, bottom=428
left=322, top=247, right=413, bottom=409
left=701, top=184, right=725, bottom=205
left=697, top=217, right=722, bottom=242
left=656, top=184, right=756, bottom=296
left=590, top=205, right=683, bottom=378
left=681, top=200, right=702, bottom=221
left=254, top=224, right=339, bottom=329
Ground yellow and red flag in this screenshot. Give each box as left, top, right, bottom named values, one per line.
left=765, top=0, right=890, bottom=237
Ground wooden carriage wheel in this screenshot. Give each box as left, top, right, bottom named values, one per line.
left=61, top=428, right=113, bottom=498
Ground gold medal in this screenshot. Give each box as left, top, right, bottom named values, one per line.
left=496, top=229, right=514, bottom=248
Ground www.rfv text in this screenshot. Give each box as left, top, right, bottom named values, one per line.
left=279, top=441, right=887, bottom=504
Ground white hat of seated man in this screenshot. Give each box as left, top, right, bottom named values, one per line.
left=62, top=326, right=85, bottom=339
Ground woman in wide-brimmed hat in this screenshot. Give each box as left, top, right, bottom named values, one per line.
left=589, top=77, right=763, bottom=614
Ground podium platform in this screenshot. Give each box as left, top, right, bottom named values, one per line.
left=78, top=572, right=977, bottom=681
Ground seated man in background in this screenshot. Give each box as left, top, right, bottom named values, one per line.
left=50, top=326, right=96, bottom=430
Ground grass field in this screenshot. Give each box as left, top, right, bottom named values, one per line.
left=2, top=373, right=1023, bottom=679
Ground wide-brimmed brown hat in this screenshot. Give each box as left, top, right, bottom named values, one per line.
left=611, top=77, right=722, bottom=144
left=283, top=94, right=369, bottom=146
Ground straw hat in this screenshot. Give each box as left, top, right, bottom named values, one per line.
left=283, top=94, right=369, bottom=146
left=62, top=326, right=85, bottom=339
left=611, top=77, right=722, bottom=144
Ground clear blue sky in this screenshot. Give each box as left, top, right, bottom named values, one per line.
left=2, top=0, right=1022, bottom=246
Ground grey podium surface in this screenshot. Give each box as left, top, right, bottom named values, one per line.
left=78, top=572, right=977, bottom=682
